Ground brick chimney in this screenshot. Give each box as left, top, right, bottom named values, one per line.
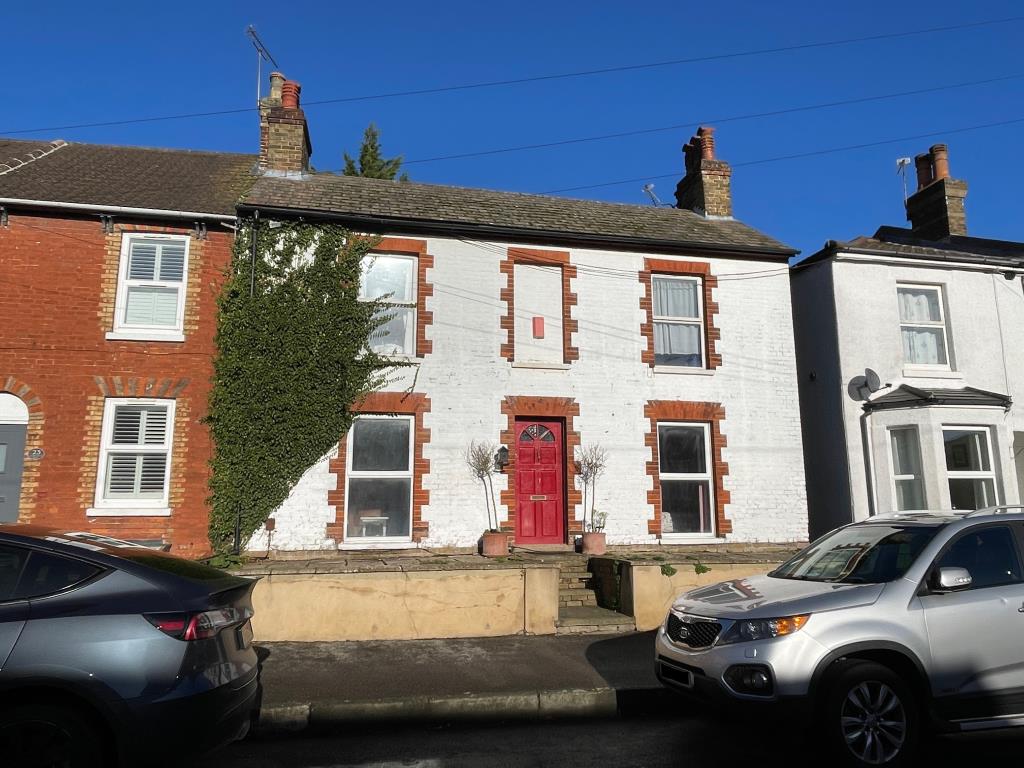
left=905, top=143, right=967, bottom=240
left=258, top=72, right=312, bottom=174
left=674, top=126, right=733, bottom=218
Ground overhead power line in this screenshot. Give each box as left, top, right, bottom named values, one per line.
left=385, top=72, right=1024, bottom=167
left=1, top=16, right=1021, bottom=136
left=540, top=115, right=1024, bottom=194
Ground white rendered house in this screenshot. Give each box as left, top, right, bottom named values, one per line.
left=793, top=143, right=1024, bottom=539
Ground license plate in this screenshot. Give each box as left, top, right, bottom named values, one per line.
left=236, top=620, right=253, bottom=650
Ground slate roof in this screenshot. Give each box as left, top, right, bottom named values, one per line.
left=0, top=137, right=257, bottom=217
left=864, top=385, right=1012, bottom=412
left=241, top=173, right=795, bottom=257
left=804, top=226, right=1024, bottom=268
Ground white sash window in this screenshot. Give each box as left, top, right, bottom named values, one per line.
left=92, top=399, right=174, bottom=515
left=109, top=234, right=190, bottom=341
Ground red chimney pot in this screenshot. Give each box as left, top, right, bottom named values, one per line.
left=930, top=144, right=950, bottom=181
left=696, top=126, right=716, bottom=160
left=281, top=81, right=301, bottom=110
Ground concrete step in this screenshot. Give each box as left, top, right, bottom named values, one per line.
left=556, top=606, right=636, bottom=635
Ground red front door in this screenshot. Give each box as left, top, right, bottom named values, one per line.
left=515, top=419, right=565, bottom=544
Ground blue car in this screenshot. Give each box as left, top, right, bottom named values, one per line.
left=0, top=525, right=259, bottom=767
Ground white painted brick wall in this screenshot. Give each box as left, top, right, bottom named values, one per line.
left=254, top=235, right=808, bottom=551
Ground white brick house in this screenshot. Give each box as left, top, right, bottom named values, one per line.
left=792, top=144, right=1024, bottom=539
left=245, top=76, right=808, bottom=551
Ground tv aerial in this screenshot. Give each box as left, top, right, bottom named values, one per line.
left=642, top=183, right=663, bottom=207
left=246, top=25, right=280, bottom=114
left=896, top=157, right=912, bottom=202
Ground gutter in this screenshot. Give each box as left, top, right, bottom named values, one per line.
left=0, top=197, right=237, bottom=222
left=803, top=240, right=1024, bottom=273
left=236, top=204, right=798, bottom=261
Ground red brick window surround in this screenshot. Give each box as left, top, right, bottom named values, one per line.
left=639, top=258, right=721, bottom=369
left=498, top=396, right=582, bottom=537
left=364, top=237, right=434, bottom=358
left=327, top=392, right=431, bottom=544
left=644, top=400, right=731, bottom=538
left=500, top=248, right=578, bottom=364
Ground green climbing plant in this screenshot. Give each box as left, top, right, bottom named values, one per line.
left=206, top=220, right=400, bottom=553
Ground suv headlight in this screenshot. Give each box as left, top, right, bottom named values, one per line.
left=719, top=614, right=810, bottom=644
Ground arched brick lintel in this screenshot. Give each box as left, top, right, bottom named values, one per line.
left=1, top=376, right=45, bottom=522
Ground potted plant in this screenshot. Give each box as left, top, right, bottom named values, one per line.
left=575, top=444, right=608, bottom=555
left=466, top=439, right=508, bottom=557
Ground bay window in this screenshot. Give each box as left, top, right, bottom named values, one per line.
left=889, top=427, right=926, bottom=510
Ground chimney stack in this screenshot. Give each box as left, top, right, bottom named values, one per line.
left=905, top=143, right=967, bottom=239
left=258, top=72, right=312, bottom=174
left=675, top=126, right=733, bottom=218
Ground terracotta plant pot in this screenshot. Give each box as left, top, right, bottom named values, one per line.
left=481, top=531, right=509, bottom=557
left=581, top=531, right=607, bottom=556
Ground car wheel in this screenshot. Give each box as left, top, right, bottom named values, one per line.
left=0, top=703, right=107, bottom=768
left=821, top=660, right=919, bottom=768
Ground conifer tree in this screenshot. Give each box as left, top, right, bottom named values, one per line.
left=342, top=123, right=409, bottom=180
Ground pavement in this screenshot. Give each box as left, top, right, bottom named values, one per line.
left=255, top=630, right=680, bottom=734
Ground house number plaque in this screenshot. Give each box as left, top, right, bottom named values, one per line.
left=26, top=448, right=44, bottom=460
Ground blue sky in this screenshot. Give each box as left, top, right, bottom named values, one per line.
left=4, top=1, right=1022, bottom=257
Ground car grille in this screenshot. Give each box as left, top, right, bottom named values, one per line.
left=667, top=613, right=722, bottom=648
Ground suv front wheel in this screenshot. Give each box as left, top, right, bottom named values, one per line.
left=821, top=660, right=919, bottom=767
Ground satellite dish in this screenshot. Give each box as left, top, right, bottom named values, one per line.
left=847, top=369, right=886, bottom=402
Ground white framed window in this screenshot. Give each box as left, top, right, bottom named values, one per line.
left=359, top=254, right=417, bottom=357
left=109, top=234, right=190, bottom=341
left=897, top=283, right=951, bottom=368
left=652, top=275, right=705, bottom=368
left=942, top=426, right=998, bottom=510
left=345, top=415, right=414, bottom=542
left=91, top=399, right=174, bottom=516
left=657, top=422, right=715, bottom=536
left=889, top=426, right=926, bottom=510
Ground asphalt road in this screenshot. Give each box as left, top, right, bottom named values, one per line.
left=198, top=715, right=1024, bottom=767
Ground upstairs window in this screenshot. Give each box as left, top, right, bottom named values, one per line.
left=897, top=284, right=950, bottom=368
left=112, top=234, right=189, bottom=340
left=653, top=275, right=704, bottom=367
left=94, top=399, right=174, bottom=513
left=359, top=254, right=417, bottom=356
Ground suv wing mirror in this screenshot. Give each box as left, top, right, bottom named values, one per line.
left=935, top=567, right=973, bottom=592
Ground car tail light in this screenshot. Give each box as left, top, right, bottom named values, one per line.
left=146, top=607, right=252, bottom=641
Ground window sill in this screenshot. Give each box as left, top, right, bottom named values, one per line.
left=106, top=331, right=185, bottom=343
left=381, top=355, right=422, bottom=365
left=336, top=540, right=417, bottom=550
left=902, top=367, right=961, bottom=380
left=87, top=507, right=171, bottom=517
left=661, top=533, right=721, bottom=542
left=654, top=366, right=714, bottom=376
left=511, top=361, right=571, bottom=370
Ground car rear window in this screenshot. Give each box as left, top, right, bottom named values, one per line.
left=117, top=552, right=231, bottom=583
left=14, top=550, right=101, bottom=599
left=0, top=545, right=29, bottom=601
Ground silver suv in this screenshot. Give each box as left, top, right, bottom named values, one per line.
left=656, top=507, right=1024, bottom=767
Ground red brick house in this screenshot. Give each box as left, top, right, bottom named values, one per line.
left=0, top=139, right=254, bottom=555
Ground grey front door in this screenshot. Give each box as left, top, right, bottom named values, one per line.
left=0, top=425, right=27, bottom=523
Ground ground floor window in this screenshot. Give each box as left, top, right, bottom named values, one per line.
left=94, top=399, right=174, bottom=511
left=942, top=426, right=997, bottom=510
left=345, top=415, right=413, bottom=540
left=658, top=422, right=714, bottom=535
left=889, top=426, right=926, bottom=510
